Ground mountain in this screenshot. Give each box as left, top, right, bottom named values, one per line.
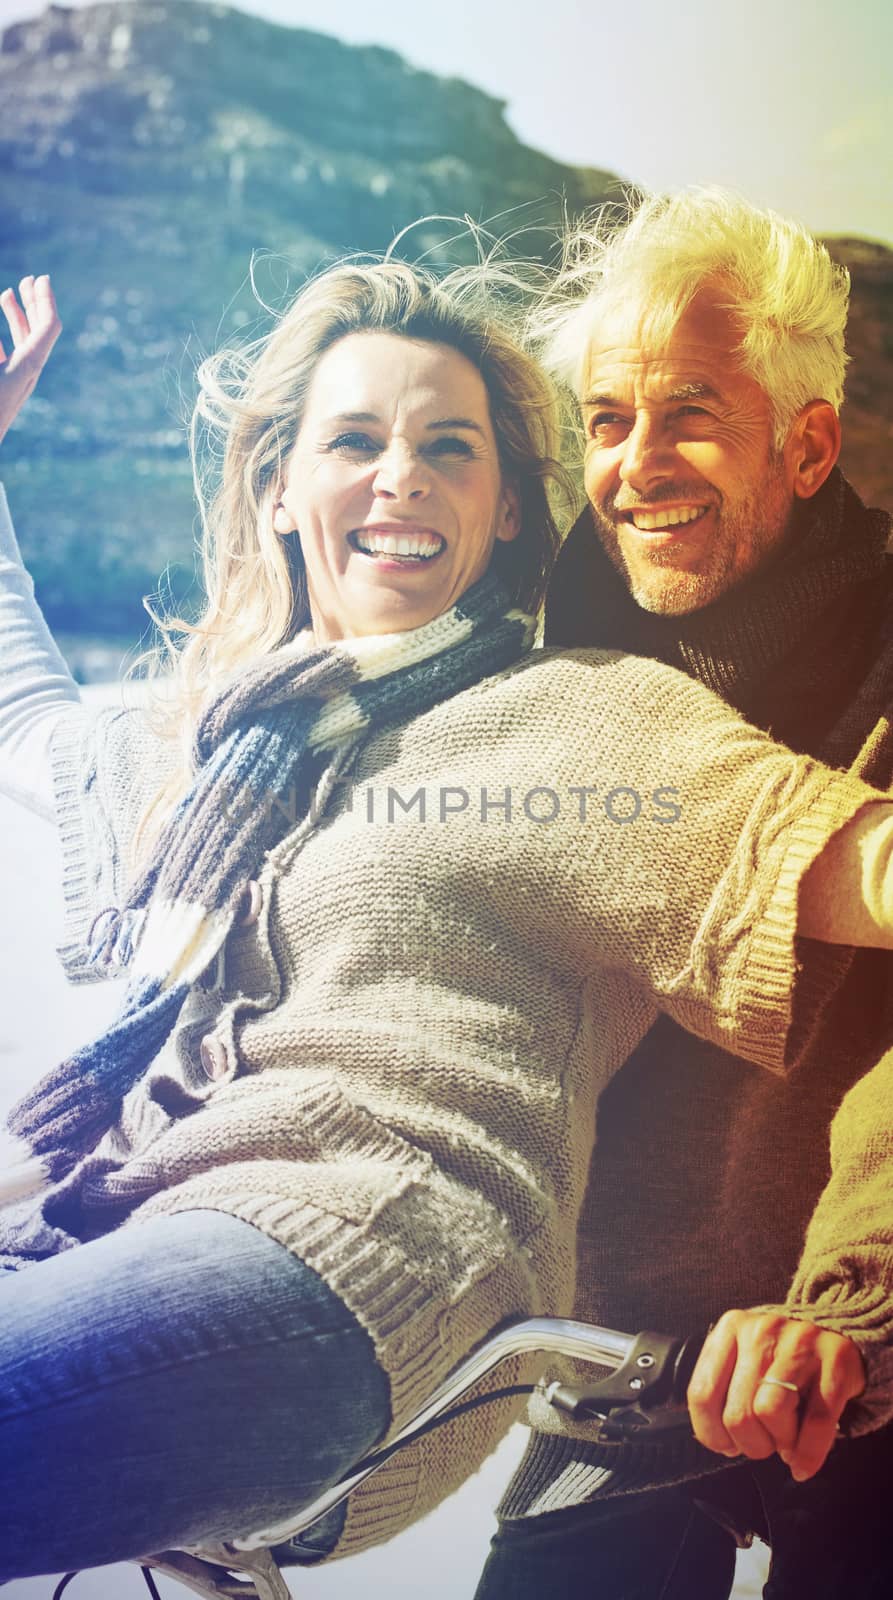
left=1, top=2, right=890, bottom=658
left=828, top=237, right=893, bottom=515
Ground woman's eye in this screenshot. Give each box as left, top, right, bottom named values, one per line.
left=426, top=436, right=475, bottom=457
left=328, top=433, right=379, bottom=454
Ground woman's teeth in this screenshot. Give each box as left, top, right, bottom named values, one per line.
left=629, top=506, right=708, bottom=531
left=354, top=531, right=443, bottom=560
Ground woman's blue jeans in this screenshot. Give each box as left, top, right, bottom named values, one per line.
left=0, top=1209, right=391, bottom=1580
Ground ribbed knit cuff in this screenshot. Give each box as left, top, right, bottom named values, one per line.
left=774, top=1273, right=893, bottom=1440
left=731, top=769, right=885, bottom=1073
left=759, top=1293, right=893, bottom=1437
left=494, top=1428, right=728, bottom=1521
left=48, top=707, right=108, bottom=985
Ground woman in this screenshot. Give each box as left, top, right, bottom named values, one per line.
left=0, top=264, right=892, bottom=1581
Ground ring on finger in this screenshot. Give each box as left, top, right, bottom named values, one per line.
left=757, top=1376, right=801, bottom=1396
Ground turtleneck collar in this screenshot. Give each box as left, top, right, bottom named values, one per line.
left=545, top=469, right=891, bottom=726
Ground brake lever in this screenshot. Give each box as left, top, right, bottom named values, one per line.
left=543, top=1329, right=705, bottom=1442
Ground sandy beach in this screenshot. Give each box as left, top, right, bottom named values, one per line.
left=0, top=685, right=768, bottom=1598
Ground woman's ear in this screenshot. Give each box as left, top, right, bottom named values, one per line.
left=495, top=481, right=521, bottom=544
left=272, top=495, right=299, bottom=536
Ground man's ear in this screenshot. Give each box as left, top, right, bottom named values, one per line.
left=785, top=401, right=841, bottom=500
left=272, top=495, right=299, bottom=536
left=495, top=481, right=521, bottom=544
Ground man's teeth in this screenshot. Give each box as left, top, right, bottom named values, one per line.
left=355, top=532, right=443, bottom=558
left=629, top=506, right=707, bottom=531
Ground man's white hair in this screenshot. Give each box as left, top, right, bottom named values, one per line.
left=535, top=187, right=850, bottom=447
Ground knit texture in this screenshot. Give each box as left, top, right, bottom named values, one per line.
left=6, top=628, right=885, bottom=1560
left=498, top=471, right=893, bottom=1520
left=0, top=482, right=84, bottom=821
left=0, top=576, right=533, bottom=1198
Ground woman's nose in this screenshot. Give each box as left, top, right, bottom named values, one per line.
left=372, top=443, right=429, bottom=500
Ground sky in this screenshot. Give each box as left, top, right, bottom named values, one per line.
left=2, top=0, right=891, bottom=245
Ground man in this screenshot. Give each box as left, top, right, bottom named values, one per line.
left=475, top=190, right=893, bottom=1598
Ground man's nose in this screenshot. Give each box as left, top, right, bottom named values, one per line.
left=618, top=414, right=675, bottom=493
left=372, top=442, right=429, bottom=500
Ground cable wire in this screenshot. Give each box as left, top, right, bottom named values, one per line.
left=51, top=1576, right=80, bottom=1600
left=346, top=1383, right=534, bottom=1473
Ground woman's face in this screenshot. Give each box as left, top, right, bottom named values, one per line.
left=273, top=331, right=519, bottom=641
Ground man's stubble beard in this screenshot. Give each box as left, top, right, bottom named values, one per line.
left=590, top=462, right=793, bottom=618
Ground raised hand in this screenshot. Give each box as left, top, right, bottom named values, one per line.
left=0, top=275, right=62, bottom=446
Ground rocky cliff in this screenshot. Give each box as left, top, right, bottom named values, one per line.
left=1, top=1, right=890, bottom=657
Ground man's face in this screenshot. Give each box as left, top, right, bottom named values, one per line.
left=580, top=290, right=798, bottom=614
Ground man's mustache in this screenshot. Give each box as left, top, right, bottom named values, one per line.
left=607, top=484, right=719, bottom=515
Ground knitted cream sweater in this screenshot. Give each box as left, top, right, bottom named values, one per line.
left=38, top=645, right=885, bottom=1559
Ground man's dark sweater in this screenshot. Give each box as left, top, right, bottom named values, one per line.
left=500, top=469, right=893, bottom=1516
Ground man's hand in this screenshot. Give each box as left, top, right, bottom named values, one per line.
left=0, top=275, right=62, bottom=445
left=687, top=1308, right=866, bottom=1481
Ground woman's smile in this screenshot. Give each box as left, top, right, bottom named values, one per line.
left=349, top=521, right=446, bottom=565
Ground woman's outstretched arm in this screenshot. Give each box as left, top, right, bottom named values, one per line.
left=798, top=800, right=893, bottom=945
left=0, top=277, right=84, bottom=819
left=0, top=275, right=61, bottom=444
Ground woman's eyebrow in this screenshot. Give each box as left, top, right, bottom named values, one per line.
left=427, top=417, right=486, bottom=435
left=318, top=413, right=485, bottom=435
left=321, top=411, right=380, bottom=426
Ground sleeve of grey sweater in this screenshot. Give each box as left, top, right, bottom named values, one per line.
left=48, top=696, right=181, bottom=985
left=0, top=482, right=178, bottom=984
left=0, top=482, right=86, bottom=821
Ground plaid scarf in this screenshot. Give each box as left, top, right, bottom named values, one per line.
left=1, top=575, right=533, bottom=1205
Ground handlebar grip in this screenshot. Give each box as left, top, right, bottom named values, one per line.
left=669, top=1329, right=708, bottom=1405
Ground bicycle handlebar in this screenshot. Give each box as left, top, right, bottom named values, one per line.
left=134, top=1317, right=707, bottom=1600
left=225, top=1317, right=705, bottom=1553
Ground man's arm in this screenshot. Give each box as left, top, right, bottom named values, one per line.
left=688, top=1040, right=893, bottom=1478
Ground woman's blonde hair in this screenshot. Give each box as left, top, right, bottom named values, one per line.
left=131, top=256, right=567, bottom=855
left=532, top=187, right=850, bottom=447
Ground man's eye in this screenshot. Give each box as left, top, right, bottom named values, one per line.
left=674, top=406, right=709, bottom=419
left=328, top=433, right=379, bottom=453
left=588, top=413, right=627, bottom=434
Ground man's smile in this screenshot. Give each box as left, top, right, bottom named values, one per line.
left=619, top=504, right=711, bottom=533
left=610, top=503, right=716, bottom=550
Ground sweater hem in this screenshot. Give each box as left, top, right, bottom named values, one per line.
left=124, top=1183, right=541, bottom=1559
